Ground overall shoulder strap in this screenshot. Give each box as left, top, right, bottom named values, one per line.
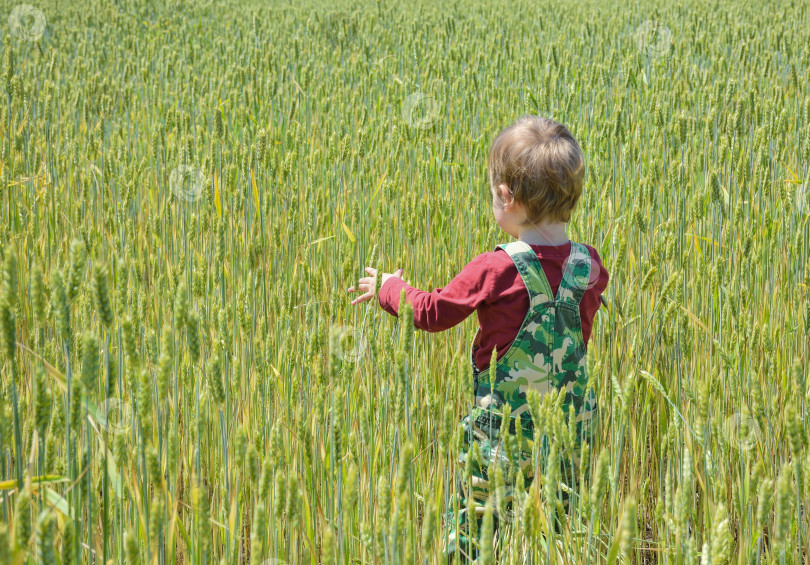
left=556, top=241, right=593, bottom=305
left=495, top=241, right=554, bottom=307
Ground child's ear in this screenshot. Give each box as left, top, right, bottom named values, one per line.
left=499, top=184, right=514, bottom=206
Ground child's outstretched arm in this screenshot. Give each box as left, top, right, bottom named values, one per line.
left=347, top=266, right=405, bottom=305
left=347, top=254, right=493, bottom=332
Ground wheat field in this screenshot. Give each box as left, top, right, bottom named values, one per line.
left=0, top=0, right=808, bottom=563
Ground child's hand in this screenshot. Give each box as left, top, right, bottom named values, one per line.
left=348, top=267, right=405, bottom=305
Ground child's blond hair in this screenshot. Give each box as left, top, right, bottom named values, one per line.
left=488, top=115, right=585, bottom=225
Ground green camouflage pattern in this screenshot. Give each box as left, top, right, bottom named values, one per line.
left=442, top=240, right=597, bottom=562
left=442, top=407, right=575, bottom=562
left=470, top=240, right=597, bottom=442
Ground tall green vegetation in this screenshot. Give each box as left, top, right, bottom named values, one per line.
left=0, top=0, right=808, bottom=563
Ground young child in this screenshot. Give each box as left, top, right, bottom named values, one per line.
left=348, top=115, right=609, bottom=562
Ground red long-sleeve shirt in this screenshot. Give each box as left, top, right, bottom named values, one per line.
left=378, top=240, right=609, bottom=370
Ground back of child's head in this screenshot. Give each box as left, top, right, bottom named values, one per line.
left=488, top=115, right=585, bottom=226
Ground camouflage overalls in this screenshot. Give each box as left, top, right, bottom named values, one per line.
left=442, top=240, right=598, bottom=562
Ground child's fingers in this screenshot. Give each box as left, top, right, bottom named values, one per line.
left=348, top=270, right=384, bottom=301
left=348, top=277, right=375, bottom=293
left=348, top=278, right=377, bottom=295
left=350, top=291, right=374, bottom=305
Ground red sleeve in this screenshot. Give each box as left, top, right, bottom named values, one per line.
left=377, top=253, right=493, bottom=332
left=579, top=245, right=610, bottom=347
